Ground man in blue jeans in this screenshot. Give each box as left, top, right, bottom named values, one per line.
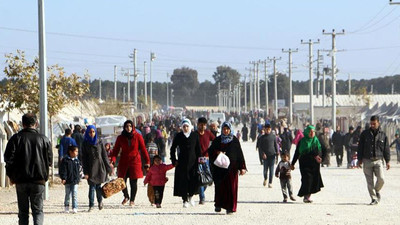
left=195, top=117, right=215, bottom=204
left=4, top=113, right=52, bottom=225
left=257, top=122, right=278, bottom=188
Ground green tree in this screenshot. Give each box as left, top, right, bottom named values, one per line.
left=170, top=67, right=199, bottom=106
left=212, top=66, right=241, bottom=89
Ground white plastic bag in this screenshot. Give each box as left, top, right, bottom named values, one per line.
left=213, top=152, right=230, bottom=169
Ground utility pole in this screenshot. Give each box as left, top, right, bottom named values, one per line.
left=316, top=50, right=323, bottom=98
left=301, top=39, right=320, bottom=125
left=322, top=67, right=327, bottom=107
left=261, top=60, right=269, bottom=117
left=122, top=68, right=131, bottom=102
left=228, top=82, right=232, bottom=112
left=130, top=49, right=138, bottom=109
left=167, top=73, right=170, bottom=108
left=245, top=67, right=253, bottom=113
left=244, top=77, right=247, bottom=113
left=123, top=86, right=126, bottom=103
left=268, top=57, right=282, bottom=120
left=217, top=82, right=221, bottom=110
left=392, top=83, right=395, bottom=94
left=282, top=48, right=298, bottom=125
left=323, top=29, right=345, bottom=131
left=38, top=0, right=50, bottom=199
left=250, top=61, right=257, bottom=111
left=114, top=65, right=117, bottom=101
left=256, top=61, right=261, bottom=111
left=143, top=61, right=147, bottom=105
left=348, top=74, right=351, bottom=97
left=99, top=78, right=102, bottom=101
left=150, top=52, right=156, bottom=122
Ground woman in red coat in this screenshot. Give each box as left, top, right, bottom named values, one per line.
left=111, top=120, right=150, bottom=206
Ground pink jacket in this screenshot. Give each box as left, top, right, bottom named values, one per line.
left=143, top=164, right=174, bottom=186
left=292, top=129, right=304, bottom=146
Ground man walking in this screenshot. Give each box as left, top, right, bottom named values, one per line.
left=358, top=115, right=390, bottom=205
left=343, top=126, right=354, bottom=168
left=257, top=122, right=278, bottom=188
left=4, top=113, right=52, bottom=225
left=195, top=117, right=215, bottom=204
left=332, top=126, right=344, bottom=167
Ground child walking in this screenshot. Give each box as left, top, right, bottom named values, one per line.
left=275, top=152, right=296, bottom=203
left=59, top=145, right=82, bottom=213
left=143, top=155, right=174, bottom=208
left=145, top=135, right=159, bottom=205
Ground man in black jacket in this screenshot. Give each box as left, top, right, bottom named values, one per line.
left=4, top=113, right=52, bottom=225
left=257, top=122, right=278, bottom=188
left=358, top=115, right=390, bottom=205
left=332, top=126, right=344, bottom=167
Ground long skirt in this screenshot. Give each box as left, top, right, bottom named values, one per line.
left=214, top=169, right=239, bottom=212
left=298, top=155, right=324, bottom=197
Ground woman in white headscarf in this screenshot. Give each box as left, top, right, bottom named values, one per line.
left=170, top=118, right=201, bottom=208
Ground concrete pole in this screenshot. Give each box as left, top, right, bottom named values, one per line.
left=263, top=60, right=269, bottom=117
left=133, top=49, right=138, bottom=108
left=323, top=29, right=345, bottom=131
left=282, top=48, right=298, bottom=125
left=99, top=78, right=102, bottom=100
left=323, top=68, right=326, bottom=107
left=144, top=61, right=147, bottom=105
left=114, top=65, right=117, bottom=101
left=301, top=39, right=319, bottom=125
left=348, top=74, right=351, bottom=97
left=167, top=73, right=169, bottom=108
left=244, top=76, right=247, bottom=113
left=249, top=73, right=253, bottom=113
left=38, top=0, right=50, bottom=200
left=150, top=52, right=156, bottom=122
left=268, top=57, right=281, bottom=120
left=257, top=61, right=261, bottom=111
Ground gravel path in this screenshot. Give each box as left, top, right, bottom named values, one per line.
left=1, top=140, right=400, bottom=225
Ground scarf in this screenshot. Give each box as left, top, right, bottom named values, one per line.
left=299, top=125, right=321, bottom=155
left=181, top=119, right=192, bottom=138
left=121, top=120, right=135, bottom=139
left=84, top=125, right=97, bottom=145
left=221, top=121, right=234, bottom=144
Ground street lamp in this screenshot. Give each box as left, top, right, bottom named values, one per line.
left=150, top=52, right=156, bottom=122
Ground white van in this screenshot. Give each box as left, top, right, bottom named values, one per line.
left=209, top=113, right=226, bottom=124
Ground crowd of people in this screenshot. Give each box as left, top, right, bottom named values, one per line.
left=3, top=111, right=397, bottom=224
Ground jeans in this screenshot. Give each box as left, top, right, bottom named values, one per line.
left=263, top=156, right=275, bottom=183
left=199, top=159, right=210, bottom=201
left=16, top=183, right=45, bottom=225
left=88, top=184, right=102, bottom=207
left=280, top=178, right=293, bottom=199
left=363, top=159, right=385, bottom=201
left=64, top=184, right=78, bottom=209
left=346, top=148, right=352, bottom=167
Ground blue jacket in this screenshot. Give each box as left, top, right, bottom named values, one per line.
left=59, top=136, right=77, bottom=158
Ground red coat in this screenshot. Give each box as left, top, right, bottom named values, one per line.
left=143, top=164, right=174, bottom=186
left=111, top=132, right=150, bottom=179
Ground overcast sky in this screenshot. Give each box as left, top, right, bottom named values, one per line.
left=1, top=0, right=400, bottom=83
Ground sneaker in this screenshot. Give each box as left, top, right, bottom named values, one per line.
left=156, top=204, right=161, bottom=208
left=283, top=199, right=288, bottom=203
left=189, top=197, right=195, bottom=206
left=121, top=197, right=129, bottom=205
left=72, top=208, right=78, bottom=214
left=263, top=179, right=267, bottom=186
left=183, top=201, right=189, bottom=208
left=88, top=207, right=93, bottom=212
left=370, top=199, right=378, bottom=205
left=290, top=196, right=296, bottom=201
left=376, top=193, right=381, bottom=202
left=268, top=183, right=272, bottom=188
left=64, top=206, right=69, bottom=213
left=98, top=202, right=104, bottom=210
left=215, top=207, right=221, bottom=212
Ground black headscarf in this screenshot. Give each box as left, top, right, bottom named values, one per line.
left=121, top=120, right=134, bottom=139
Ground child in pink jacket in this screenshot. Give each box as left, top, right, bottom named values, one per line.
left=144, top=155, right=174, bottom=208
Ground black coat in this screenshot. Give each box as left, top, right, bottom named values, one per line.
left=170, top=131, right=201, bottom=197
left=4, top=128, right=52, bottom=184
left=82, top=140, right=112, bottom=185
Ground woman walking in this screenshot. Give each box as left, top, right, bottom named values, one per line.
left=290, top=125, right=324, bottom=203
left=208, top=122, right=247, bottom=214
left=111, top=120, right=150, bottom=206
left=82, top=125, right=112, bottom=212
left=170, top=119, right=201, bottom=208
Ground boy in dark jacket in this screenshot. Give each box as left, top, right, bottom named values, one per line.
left=60, top=146, right=82, bottom=213
left=275, top=152, right=296, bottom=202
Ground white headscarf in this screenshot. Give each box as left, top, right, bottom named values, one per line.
left=181, top=119, right=192, bottom=138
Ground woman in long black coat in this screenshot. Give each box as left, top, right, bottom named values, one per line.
left=208, top=121, right=247, bottom=214
left=170, top=119, right=201, bottom=208
left=291, top=125, right=324, bottom=203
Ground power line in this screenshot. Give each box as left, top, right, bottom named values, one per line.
left=0, top=26, right=282, bottom=51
